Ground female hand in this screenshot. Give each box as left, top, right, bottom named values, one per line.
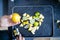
left=0, top=15, right=25, bottom=40
left=0, top=15, right=20, bottom=27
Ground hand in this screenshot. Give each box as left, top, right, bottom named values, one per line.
left=16, top=34, right=25, bottom=40
left=0, top=15, right=25, bottom=40
left=0, top=15, right=20, bottom=27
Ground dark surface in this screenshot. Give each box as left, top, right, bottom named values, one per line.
left=0, top=31, right=9, bottom=40
left=8, top=0, right=60, bottom=38
left=0, top=0, right=9, bottom=40
left=8, top=0, right=58, bottom=14
left=8, top=0, right=60, bottom=37
left=12, top=5, right=53, bottom=37
left=3, top=0, right=8, bottom=15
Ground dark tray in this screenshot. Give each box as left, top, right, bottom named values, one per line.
left=12, top=5, right=53, bottom=37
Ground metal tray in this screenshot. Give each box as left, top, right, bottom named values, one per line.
left=12, top=5, right=53, bottom=37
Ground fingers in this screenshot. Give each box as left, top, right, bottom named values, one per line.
left=18, top=34, right=25, bottom=40
left=1, top=15, right=20, bottom=27
left=9, top=21, right=20, bottom=26
left=16, top=34, right=23, bottom=40
left=23, top=37, right=25, bottom=40
left=19, top=34, right=23, bottom=40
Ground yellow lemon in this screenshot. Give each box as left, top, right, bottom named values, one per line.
left=12, top=13, right=20, bottom=23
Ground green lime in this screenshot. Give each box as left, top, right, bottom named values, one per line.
left=34, top=22, right=39, bottom=26
left=35, top=11, right=40, bottom=16
left=32, top=16, right=35, bottom=18
left=35, top=16, right=39, bottom=18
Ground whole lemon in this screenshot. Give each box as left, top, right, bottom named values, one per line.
left=12, top=13, right=20, bottom=23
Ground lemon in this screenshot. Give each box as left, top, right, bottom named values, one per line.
left=12, top=13, right=20, bottom=23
